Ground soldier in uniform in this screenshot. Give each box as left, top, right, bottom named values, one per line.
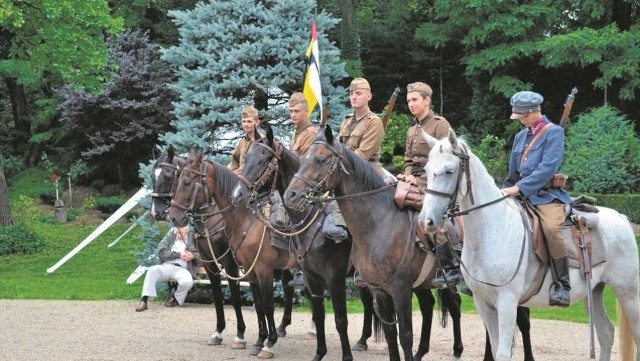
left=321, top=78, right=386, bottom=244
left=399, top=82, right=462, bottom=288
left=228, top=106, right=261, bottom=175
left=286, top=92, right=318, bottom=289
left=289, top=92, right=318, bottom=156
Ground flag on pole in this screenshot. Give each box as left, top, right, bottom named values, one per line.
left=303, top=20, right=322, bottom=119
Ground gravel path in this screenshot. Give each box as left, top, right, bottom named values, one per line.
left=0, top=299, right=622, bottom=361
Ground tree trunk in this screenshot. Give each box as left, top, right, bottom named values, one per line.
left=336, top=0, right=361, bottom=75
left=0, top=167, right=14, bottom=226
left=5, top=77, right=30, bottom=136
left=612, top=0, right=631, bottom=31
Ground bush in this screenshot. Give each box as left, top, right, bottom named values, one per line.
left=472, top=134, right=509, bottom=185
left=564, top=106, right=640, bottom=193
left=0, top=222, right=45, bottom=256
left=584, top=193, right=640, bottom=223
left=95, top=196, right=126, bottom=214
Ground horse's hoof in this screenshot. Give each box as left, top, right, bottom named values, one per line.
left=277, top=327, right=286, bottom=337
left=207, top=335, right=223, bottom=346
left=249, top=346, right=262, bottom=356
left=257, top=346, right=274, bottom=359
left=231, top=337, right=246, bottom=349
left=304, top=331, right=317, bottom=340
left=351, top=342, right=367, bottom=351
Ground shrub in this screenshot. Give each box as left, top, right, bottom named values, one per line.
left=585, top=193, right=640, bottom=223
left=11, top=195, right=43, bottom=221
left=472, top=134, right=509, bottom=185
left=0, top=222, right=45, bottom=256
left=95, top=196, right=126, bottom=214
left=564, top=106, right=640, bottom=193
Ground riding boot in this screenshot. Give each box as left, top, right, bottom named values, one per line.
left=549, top=256, right=571, bottom=307
left=431, top=241, right=463, bottom=287
left=288, top=271, right=306, bottom=289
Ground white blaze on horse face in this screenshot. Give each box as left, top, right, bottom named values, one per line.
left=154, top=168, right=162, bottom=183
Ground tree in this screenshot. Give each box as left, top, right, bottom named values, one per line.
left=563, top=105, right=640, bottom=193
left=0, top=0, right=123, bottom=161
left=415, top=0, right=640, bottom=136
left=0, top=167, right=13, bottom=226
left=59, top=30, right=178, bottom=187
left=159, top=0, right=347, bottom=155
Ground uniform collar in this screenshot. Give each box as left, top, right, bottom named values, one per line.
left=527, top=118, right=546, bottom=135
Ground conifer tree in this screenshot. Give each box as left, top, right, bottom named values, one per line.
left=160, top=0, right=347, bottom=155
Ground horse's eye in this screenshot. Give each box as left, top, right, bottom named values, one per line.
left=259, top=158, right=267, bottom=166
left=445, top=169, right=455, bottom=175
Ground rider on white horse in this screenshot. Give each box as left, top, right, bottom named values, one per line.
left=501, top=91, right=573, bottom=307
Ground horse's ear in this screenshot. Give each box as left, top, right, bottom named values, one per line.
left=152, top=145, right=158, bottom=161
left=167, top=144, right=175, bottom=161
left=420, top=130, right=437, bottom=148
left=448, top=128, right=459, bottom=150
left=325, top=125, right=334, bottom=144
left=266, top=124, right=274, bottom=147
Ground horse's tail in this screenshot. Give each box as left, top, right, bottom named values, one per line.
left=372, top=310, right=383, bottom=342
left=618, top=300, right=635, bottom=361
left=436, top=288, right=449, bottom=328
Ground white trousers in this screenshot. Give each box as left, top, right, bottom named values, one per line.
left=141, top=263, right=194, bottom=305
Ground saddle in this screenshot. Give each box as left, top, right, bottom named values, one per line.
left=520, top=197, right=606, bottom=292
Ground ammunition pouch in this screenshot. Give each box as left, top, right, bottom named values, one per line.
left=394, top=180, right=424, bottom=211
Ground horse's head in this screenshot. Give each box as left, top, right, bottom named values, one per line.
left=150, top=145, right=187, bottom=221
left=232, top=125, right=281, bottom=206
left=418, top=128, right=468, bottom=232
left=169, top=148, right=210, bottom=227
left=284, top=125, right=343, bottom=210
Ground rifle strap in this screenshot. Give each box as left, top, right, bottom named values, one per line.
left=520, top=123, right=553, bottom=165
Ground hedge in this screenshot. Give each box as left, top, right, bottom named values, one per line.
left=581, top=193, right=640, bottom=223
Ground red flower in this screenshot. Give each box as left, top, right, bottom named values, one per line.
left=50, top=174, right=59, bottom=181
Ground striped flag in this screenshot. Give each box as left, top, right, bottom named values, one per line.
left=303, top=20, right=322, bottom=119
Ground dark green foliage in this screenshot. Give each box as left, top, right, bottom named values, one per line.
left=381, top=113, right=414, bottom=173
left=564, top=106, right=640, bottom=193
left=95, top=196, right=126, bottom=214
left=586, top=193, right=640, bottom=223
left=59, top=30, right=177, bottom=187
left=0, top=222, right=45, bottom=256
left=471, top=134, right=509, bottom=184
left=66, top=208, right=79, bottom=222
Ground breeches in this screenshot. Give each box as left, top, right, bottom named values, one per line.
left=142, top=263, right=194, bottom=304
left=536, top=203, right=567, bottom=258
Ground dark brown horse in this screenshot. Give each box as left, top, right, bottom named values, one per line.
left=169, top=149, right=297, bottom=359
left=231, top=127, right=355, bottom=360
left=150, top=146, right=294, bottom=350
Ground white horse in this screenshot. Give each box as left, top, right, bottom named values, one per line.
left=418, top=129, right=640, bottom=361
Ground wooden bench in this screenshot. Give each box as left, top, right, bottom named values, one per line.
left=191, top=266, right=251, bottom=288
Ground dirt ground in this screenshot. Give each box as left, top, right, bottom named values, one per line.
left=0, top=299, right=624, bottom=361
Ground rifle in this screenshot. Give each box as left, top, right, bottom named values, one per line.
left=558, top=87, right=578, bottom=128
left=321, top=102, right=329, bottom=126
left=382, top=87, right=401, bottom=129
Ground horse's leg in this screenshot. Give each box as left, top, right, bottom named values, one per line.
left=475, top=299, right=499, bottom=361
left=249, top=281, right=268, bottom=357
left=494, top=297, right=518, bottom=361
left=307, top=274, right=328, bottom=361
left=203, top=266, right=226, bottom=346
left=483, top=328, right=494, bottom=361
left=441, top=288, right=464, bottom=358
left=352, top=286, right=374, bottom=351
left=225, top=255, right=247, bottom=349
left=516, top=307, right=534, bottom=361
left=589, top=283, right=615, bottom=361
left=412, top=288, right=434, bottom=361
left=326, top=270, right=353, bottom=361
left=375, top=291, right=401, bottom=361
left=257, top=270, right=279, bottom=359
left=607, top=278, right=640, bottom=361
left=392, top=288, right=415, bottom=361
left=277, top=269, right=294, bottom=337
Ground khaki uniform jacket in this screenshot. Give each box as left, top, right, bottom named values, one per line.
left=338, top=110, right=385, bottom=175
left=404, top=110, right=451, bottom=187
left=228, top=133, right=262, bottom=175
left=291, top=122, right=318, bottom=157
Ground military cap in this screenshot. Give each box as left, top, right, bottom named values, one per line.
left=349, top=78, right=371, bottom=92
left=242, top=106, right=259, bottom=119
left=407, top=82, right=433, bottom=97
left=288, top=92, right=308, bottom=107
left=510, top=91, right=543, bottom=119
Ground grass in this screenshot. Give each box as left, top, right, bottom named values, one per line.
left=1, top=169, right=637, bottom=325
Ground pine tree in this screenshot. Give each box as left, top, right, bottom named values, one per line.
left=160, top=0, right=347, bottom=155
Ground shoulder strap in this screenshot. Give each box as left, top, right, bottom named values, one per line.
left=520, top=123, right=553, bottom=165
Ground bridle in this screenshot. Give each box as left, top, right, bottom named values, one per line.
left=236, top=140, right=283, bottom=204
left=149, top=161, right=180, bottom=202
left=171, top=159, right=216, bottom=218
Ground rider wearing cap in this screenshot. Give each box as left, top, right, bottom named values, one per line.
left=502, top=91, right=573, bottom=307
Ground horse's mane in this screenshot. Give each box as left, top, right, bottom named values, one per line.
left=339, top=143, right=395, bottom=206
left=205, top=159, right=239, bottom=197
